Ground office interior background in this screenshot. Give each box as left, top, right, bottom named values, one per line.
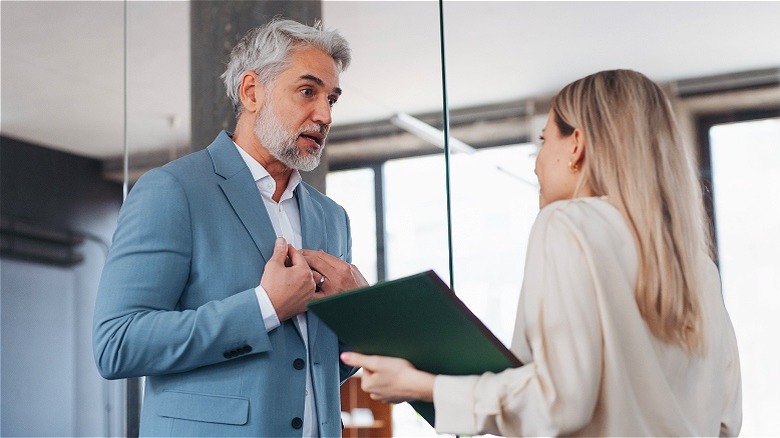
left=1, top=1, right=779, bottom=436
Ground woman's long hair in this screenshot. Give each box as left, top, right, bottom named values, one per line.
left=551, top=70, right=711, bottom=354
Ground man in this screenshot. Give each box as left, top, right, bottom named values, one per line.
left=93, top=19, right=367, bottom=437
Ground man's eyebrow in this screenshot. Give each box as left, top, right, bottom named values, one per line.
left=300, top=74, right=342, bottom=96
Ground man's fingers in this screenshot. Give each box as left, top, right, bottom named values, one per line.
left=287, top=244, right=310, bottom=268
left=269, top=237, right=288, bottom=264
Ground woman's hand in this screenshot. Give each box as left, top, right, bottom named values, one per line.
left=340, top=352, right=436, bottom=403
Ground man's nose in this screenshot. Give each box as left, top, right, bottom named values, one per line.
left=312, top=98, right=332, bottom=126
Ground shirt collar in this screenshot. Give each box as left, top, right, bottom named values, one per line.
left=234, top=142, right=302, bottom=201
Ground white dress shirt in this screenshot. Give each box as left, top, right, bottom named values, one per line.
left=433, top=197, right=742, bottom=437
left=235, top=144, right=319, bottom=437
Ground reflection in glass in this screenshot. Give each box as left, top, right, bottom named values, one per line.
left=710, top=117, right=780, bottom=436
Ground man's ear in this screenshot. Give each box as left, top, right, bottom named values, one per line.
left=238, top=72, right=265, bottom=115
left=570, top=128, right=587, bottom=167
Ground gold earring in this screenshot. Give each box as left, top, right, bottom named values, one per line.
left=568, top=161, right=579, bottom=172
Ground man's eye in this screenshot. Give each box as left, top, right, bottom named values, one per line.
left=328, top=96, right=338, bottom=107
left=301, top=88, right=314, bottom=97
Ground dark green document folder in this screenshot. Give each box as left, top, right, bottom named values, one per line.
left=307, top=270, right=522, bottom=427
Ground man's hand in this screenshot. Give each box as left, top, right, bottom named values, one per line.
left=300, top=249, right=369, bottom=297
left=261, top=237, right=320, bottom=321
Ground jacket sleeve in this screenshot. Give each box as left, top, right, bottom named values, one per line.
left=92, top=168, right=270, bottom=380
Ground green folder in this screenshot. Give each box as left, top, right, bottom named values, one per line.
left=307, top=270, right=523, bottom=427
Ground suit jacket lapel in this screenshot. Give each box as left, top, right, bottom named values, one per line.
left=210, top=133, right=328, bottom=342
left=296, top=183, right=326, bottom=252
left=296, top=182, right=327, bottom=341
left=208, top=131, right=277, bottom=263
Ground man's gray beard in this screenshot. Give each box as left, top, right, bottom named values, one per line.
left=254, top=103, right=323, bottom=172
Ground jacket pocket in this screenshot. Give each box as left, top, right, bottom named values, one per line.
left=157, top=389, right=249, bottom=425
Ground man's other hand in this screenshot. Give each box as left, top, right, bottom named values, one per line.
left=300, top=249, right=369, bottom=298
left=261, top=237, right=318, bottom=321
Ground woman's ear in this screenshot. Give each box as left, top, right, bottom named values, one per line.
left=238, top=72, right=265, bottom=115
left=570, top=128, right=587, bottom=167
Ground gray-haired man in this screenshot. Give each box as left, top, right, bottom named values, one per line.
left=93, top=19, right=367, bottom=436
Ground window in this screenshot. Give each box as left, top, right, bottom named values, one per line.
left=328, top=143, right=540, bottom=436
left=702, top=112, right=780, bottom=436
left=326, top=168, right=379, bottom=284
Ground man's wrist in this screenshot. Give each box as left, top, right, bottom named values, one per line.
left=254, top=285, right=281, bottom=331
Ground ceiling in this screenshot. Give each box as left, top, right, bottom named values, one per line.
left=2, top=1, right=780, bottom=160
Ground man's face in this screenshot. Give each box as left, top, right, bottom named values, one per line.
left=254, top=47, right=341, bottom=171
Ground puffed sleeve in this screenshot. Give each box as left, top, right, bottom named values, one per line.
left=719, top=309, right=742, bottom=436
left=433, top=204, right=604, bottom=436
left=714, top=278, right=742, bottom=436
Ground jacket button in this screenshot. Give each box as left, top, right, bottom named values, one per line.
left=223, top=351, right=234, bottom=359
left=240, top=345, right=252, bottom=354
left=293, top=358, right=305, bottom=370
left=291, top=417, right=303, bottom=429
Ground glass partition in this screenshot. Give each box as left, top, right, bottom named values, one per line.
left=438, top=1, right=544, bottom=351
left=324, top=0, right=451, bottom=292
left=122, top=2, right=449, bottom=436
left=113, top=1, right=780, bottom=436
left=440, top=2, right=780, bottom=437
left=0, top=2, right=127, bottom=437
left=6, top=0, right=774, bottom=436
left=323, top=2, right=446, bottom=434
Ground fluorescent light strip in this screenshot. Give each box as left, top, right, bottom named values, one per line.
left=390, top=112, right=538, bottom=188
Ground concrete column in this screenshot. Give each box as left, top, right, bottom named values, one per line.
left=191, top=1, right=327, bottom=191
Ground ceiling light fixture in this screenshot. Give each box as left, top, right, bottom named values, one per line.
left=390, top=112, right=538, bottom=188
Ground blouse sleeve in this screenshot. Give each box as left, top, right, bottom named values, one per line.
left=700, top=255, right=742, bottom=437
left=433, top=205, right=605, bottom=436
left=719, top=308, right=742, bottom=436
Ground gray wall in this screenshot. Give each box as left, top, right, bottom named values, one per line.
left=1, top=136, right=124, bottom=436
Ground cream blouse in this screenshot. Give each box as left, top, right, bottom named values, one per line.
left=433, top=197, right=742, bottom=437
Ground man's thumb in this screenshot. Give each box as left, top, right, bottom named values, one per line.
left=271, top=237, right=288, bottom=261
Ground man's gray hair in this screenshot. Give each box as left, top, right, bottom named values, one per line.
left=221, top=18, right=351, bottom=117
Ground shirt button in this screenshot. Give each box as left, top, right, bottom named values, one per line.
left=291, top=417, right=303, bottom=429
left=293, top=358, right=305, bottom=370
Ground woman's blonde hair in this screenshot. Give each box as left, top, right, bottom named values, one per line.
left=551, top=69, right=711, bottom=354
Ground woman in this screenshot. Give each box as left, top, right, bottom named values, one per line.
left=341, top=70, right=742, bottom=436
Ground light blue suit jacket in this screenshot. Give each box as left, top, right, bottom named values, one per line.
left=93, top=131, right=357, bottom=437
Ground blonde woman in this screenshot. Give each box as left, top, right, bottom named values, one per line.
left=341, top=70, right=742, bottom=436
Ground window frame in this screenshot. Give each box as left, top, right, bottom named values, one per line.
left=695, top=106, right=780, bottom=265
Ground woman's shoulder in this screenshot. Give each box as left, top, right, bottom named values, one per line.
left=532, top=197, right=633, bottom=253
left=537, top=197, right=622, bottom=229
